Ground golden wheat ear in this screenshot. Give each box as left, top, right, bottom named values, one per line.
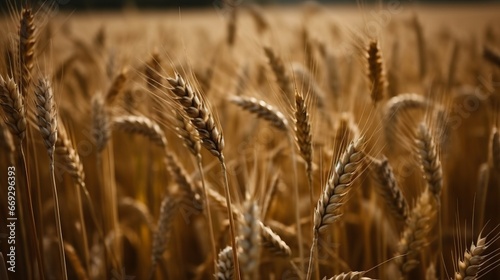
left=229, top=95, right=289, bottom=131
left=0, top=75, right=26, bottom=141
left=18, top=7, right=35, bottom=99
left=216, top=246, right=235, bottom=280
left=365, top=40, right=387, bottom=105
left=323, top=271, right=373, bottom=280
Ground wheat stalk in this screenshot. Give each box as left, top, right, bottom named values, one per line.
left=383, top=93, right=431, bottom=146
left=491, top=127, right=500, bottom=172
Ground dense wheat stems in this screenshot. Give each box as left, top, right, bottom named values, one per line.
left=34, top=78, right=68, bottom=279
left=306, top=138, right=364, bottom=280
left=166, top=73, right=240, bottom=279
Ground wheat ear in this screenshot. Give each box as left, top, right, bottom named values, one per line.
left=453, top=233, right=489, bottom=280
left=173, top=110, right=217, bottom=272
left=324, top=271, right=373, bottom=280
left=369, top=156, right=408, bottom=222
left=216, top=246, right=235, bottom=280
left=91, top=93, right=111, bottom=152
left=18, top=8, right=35, bottom=99
left=259, top=221, right=292, bottom=257
left=294, top=90, right=314, bottom=223
left=366, top=40, right=386, bottom=105
left=150, top=197, right=177, bottom=279
left=230, top=95, right=289, bottom=131
left=395, top=189, right=437, bottom=275
left=105, top=68, right=128, bottom=105
left=239, top=201, right=260, bottom=280
left=307, top=138, right=364, bottom=280
left=167, top=73, right=237, bottom=276
left=415, top=123, right=443, bottom=198
left=247, top=4, right=269, bottom=33
left=264, top=46, right=294, bottom=100
left=34, top=78, right=68, bottom=279
left=0, top=75, right=26, bottom=140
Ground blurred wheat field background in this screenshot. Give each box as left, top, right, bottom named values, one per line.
left=1, top=1, right=500, bottom=279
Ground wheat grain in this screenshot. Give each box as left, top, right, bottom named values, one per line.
left=454, top=234, right=488, bottom=280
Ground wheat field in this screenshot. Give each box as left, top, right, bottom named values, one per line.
left=1, top=1, right=500, bottom=280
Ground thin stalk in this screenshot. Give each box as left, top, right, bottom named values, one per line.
left=19, top=146, right=44, bottom=279
left=306, top=230, right=318, bottom=280
left=50, top=158, right=68, bottom=280
left=219, top=157, right=241, bottom=280
left=288, top=135, right=305, bottom=274
left=196, top=155, right=218, bottom=273
left=74, top=179, right=90, bottom=271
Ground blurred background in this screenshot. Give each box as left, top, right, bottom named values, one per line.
left=1, top=0, right=499, bottom=11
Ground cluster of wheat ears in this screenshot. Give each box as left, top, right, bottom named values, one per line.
left=1, top=2, right=500, bottom=280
